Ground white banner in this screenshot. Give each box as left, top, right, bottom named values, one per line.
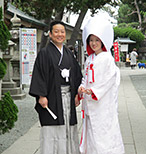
left=20, top=28, right=37, bottom=85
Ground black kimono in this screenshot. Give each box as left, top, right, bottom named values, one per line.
left=29, top=42, right=82, bottom=126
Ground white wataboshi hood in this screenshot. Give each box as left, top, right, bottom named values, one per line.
left=82, top=16, right=114, bottom=56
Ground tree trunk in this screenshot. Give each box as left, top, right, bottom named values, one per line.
left=38, top=10, right=64, bottom=51
left=67, top=8, right=88, bottom=46
left=55, top=9, right=64, bottom=21
left=134, top=0, right=142, bottom=30
left=38, top=18, right=51, bottom=51
left=142, top=14, right=146, bottom=34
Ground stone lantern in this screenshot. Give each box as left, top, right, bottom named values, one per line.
left=2, top=13, right=26, bottom=99
left=10, top=13, right=21, bottom=86
left=2, top=40, right=16, bottom=82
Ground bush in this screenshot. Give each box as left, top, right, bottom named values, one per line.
left=138, top=60, right=146, bottom=63
left=0, top=92, right=19, bottom=134
left=0, top=58, right=7, bottom=79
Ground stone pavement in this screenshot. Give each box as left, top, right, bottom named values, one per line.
left=118, top=67, right=146, bottom=154
left=1, top=67, right=146, bottom=154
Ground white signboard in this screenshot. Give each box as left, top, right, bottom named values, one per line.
left=121, top=44, right=128, bottom=52
left=20, top=28, right=37, bottom=85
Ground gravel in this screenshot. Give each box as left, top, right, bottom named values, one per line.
left=0, top=88, right=38, bottom=154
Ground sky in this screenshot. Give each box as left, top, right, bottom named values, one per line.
left=69, top=6, right=118, bottom=29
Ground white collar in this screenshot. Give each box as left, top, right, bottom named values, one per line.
left=51, top=41, right=63, bottom=55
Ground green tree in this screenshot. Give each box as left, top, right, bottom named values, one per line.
left=129, top=29, right=145, bottom=44
left=11, top=0, right=119, bottom=48
left=120, top=0, right=146, bottom=30
left=11, top=0, right=69, bottom=50
left=117, top=4, right=138, bottom=24
left=66, top=0, right=119, bottom=46
left=0, top=92, right=18, bottom=134
left=0, top=57, right=7, bottom=79
left=118, top=22, right=139, bottom=29
left=114, top=26, right=145, bottom=48
left=0, top=6, right=11, bottom=51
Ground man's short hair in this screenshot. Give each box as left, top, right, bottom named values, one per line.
left=50, top=20, right=66, bottom=33
left=133, top=48, right=137, bottom=51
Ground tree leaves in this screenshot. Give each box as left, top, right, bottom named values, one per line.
left=0, top=92, right=19, bottom=134
left=0, top=7, right=11, bottom=51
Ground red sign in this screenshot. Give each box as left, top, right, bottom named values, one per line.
left=113, top=42, right=120, bottom=62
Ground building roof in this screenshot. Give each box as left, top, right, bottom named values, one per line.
left=5, top=3, right=81, bottom=33
left=116, top=37, right=136, bottom=44
left=6, top=3, right=47, bottom=27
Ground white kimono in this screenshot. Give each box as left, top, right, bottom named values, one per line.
left=79, top=16, right=125, bottom=154
left=130, top=51, right=138, bottom=65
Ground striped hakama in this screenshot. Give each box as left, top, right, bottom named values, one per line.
left=40, top=86, right=80, bottom=154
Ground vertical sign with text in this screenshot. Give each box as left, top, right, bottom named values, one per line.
left=113, top=42, right=120, bottom=62
left=20, top=28, right=37, bottom=85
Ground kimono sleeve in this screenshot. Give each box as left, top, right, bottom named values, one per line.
left=79, top=58, right=89, bottom=88
left=29, top=49, right=48, bottom=97
left=90, top=54, right=119, bottom=101
left=73, top=56, right=83, bottom=95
